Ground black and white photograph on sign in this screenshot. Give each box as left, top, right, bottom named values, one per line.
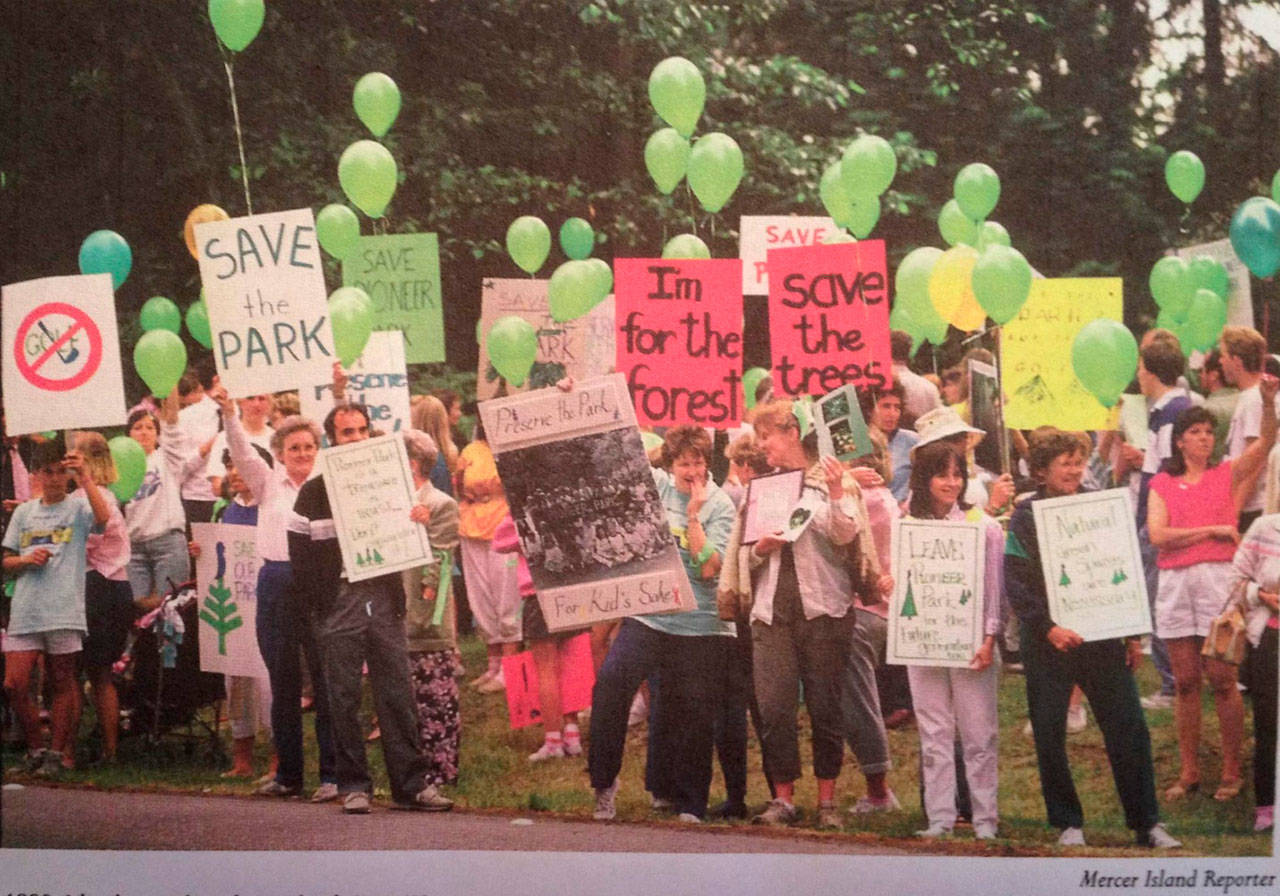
left=740, top=468, right=805, bottom=544
left=968, top=357, right=1004, bottom=474
left=497, top=427, right=673, bottom=590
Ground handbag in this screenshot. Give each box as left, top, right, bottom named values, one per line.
left=1201, top=580, right=1250, bottom=665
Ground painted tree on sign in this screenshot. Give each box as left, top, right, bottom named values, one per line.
left=900, top=570, right=918, bottom=619
left=199, top=541, right=243, bottom=655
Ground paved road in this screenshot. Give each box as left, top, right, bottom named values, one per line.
left=1, top=783, right=908, bottom=853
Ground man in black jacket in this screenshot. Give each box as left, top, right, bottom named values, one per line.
left=288, top=402, right=451, bottom=814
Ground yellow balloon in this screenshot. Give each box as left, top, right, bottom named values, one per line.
left=928, top=245, right=985, bottom=332
left=183, top=203, right=230, bottom=260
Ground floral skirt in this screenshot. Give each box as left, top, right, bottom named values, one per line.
left=408, top=648, right=463, bottom=787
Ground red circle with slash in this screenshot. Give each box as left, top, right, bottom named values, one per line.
left=13, top=302, right=103, bottom=391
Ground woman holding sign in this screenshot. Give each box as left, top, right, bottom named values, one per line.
left=901, top=441, right=1004, bottom=840
left=1004, top=429, right=1176, bottom=849
left=1147, top=375, right=1278, bottom=805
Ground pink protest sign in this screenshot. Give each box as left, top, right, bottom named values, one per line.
left=766, top=240, right=891, bottom=396
left=613, top=258, right=743, bottom=428
left=501, top=632, right=595, bottom=730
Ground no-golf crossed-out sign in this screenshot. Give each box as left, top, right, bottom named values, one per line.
left=1, top=273, right=128, bottom=436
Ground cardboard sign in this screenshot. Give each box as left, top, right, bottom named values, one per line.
left=300, top=331, right=411, bottom=441
left=766, top=240, right=890, bottom=397
left=318, top=434, right=431, bottom=582
left=1002, top=278, right=1122, bottom=431
left=195, top=208, right=336, bottom=398
left=887, top=518, right=985, bottom=668
left=1175, top=238, right=1253, bottom=329
left=815, top=383, right=874, bottom=462
left=739, top=215, right=837, bottom=295
left=476, top=278, right=616, bottom=400
left=191, top=522, right=268, bottom=679
left=500, top=632, right=595, bottom=730
left=480, top=374, right=694, bottom=632
left=1, top=274, right=127, bottom=435
left=1032, top=488, right=1152, bottom=642
left=614, top=258, right=744, bottom=428
left=342, top=233, right=444, bottom=364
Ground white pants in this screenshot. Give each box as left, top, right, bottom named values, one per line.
left=460, top=537, right=523, bottom=645
left=226, top=674, right=272, bottom=740
left=908, top=662, right=1000, bottom=829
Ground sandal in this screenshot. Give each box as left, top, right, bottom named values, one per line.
left=1213, top=778, right=1243, bottom=802
left=1164, top=779, right=1200, bottom=801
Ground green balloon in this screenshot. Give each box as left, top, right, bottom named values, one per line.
left=1165, top=150, right=1205, bottom=204
left=78, top=229, right=132, bottom=290
left=1148, top=255, right=1194, bottom=316
left=328, top=286, right=374, bottom=367
left=644, top=128, right=690, bottom=195
left=316, top=203, right=361, bottom=259
left=1183, top=288, right=1228, bottom=352
left=822, top=229, right=857, bottom=244
left=972, top=244, right=1032, bottom=325
left=1187, top=255, right=1229, bottom=299
left=953, top=163, right=1001, bottom=220
left=840, top=134, right=896, bottom=198
left=133, top=330, right=188, bottom=398
left=338, top=140, right=398, bottom=218
left=819, top=162, right=855, bottom=225
left=742, top=366, right=769, bottom=410
left=107, top=435, right=146, bottom=503
left=506, top=216, right=551, bottom=275
left=976, top=221, right=1011, bottom=250
left=582, top=257, right=614, bottom=299
left=687, top=132, right=744, bottom=214
left=937, top=200, right=977, bottom=247
left=185, top=299, right=212, bottom=349
left=847, top=194, right=880, bottom=239
left=548, top=260, right=608, bottom=323
left=1272, top=170, right=1280, bottom=205
left=648, top=56, right=705, bottom=138
left=1071, top=319, right=1138, bottom=408
left=140, top=296, right=182, bottom=334
left=353, top=72, right=401, bottom=139
left=894, top=246, right=949, bottom=343
left=889, top=304, right=921, bottom=346
left=662, top=233, right=710, bottom=259
left=487, top=315, right=538, bottom=387
left=559, top=217, right=594, bottom=261
left=1155, top=307, right=1184, bottom=333
left=208, top=0, right=264, bottom=52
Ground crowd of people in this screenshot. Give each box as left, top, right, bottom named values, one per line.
left=2, top=324, right=1277, bottom=846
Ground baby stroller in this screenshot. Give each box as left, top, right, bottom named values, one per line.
left=112, top=578, right=225, bottom=761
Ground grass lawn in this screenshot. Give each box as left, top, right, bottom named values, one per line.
left=4, top=633, right=1273, bottom=857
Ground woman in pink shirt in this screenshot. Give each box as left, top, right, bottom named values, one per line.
left=1147, top=374, right=1277, bottom=802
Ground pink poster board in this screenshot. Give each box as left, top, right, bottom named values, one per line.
left=766, top=240, right=891, bottom=396
left=502, top=631, right=595, bottom=730
left=613, top=258, right=743, bottom=428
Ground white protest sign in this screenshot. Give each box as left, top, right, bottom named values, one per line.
left=739, top=215, right=837, bottom=295
left=1032, top=488, right=1152, bottom=642
left=191, top=522, right=268, bottom=679
left=195, top=208, right=336, bottom=398
left=887, top=518, right=985, bottom=668
left=300, top=331, right=411, bottom=440
left=318, top=433, right=430, bottom=582
left=1175, top=238, right=1253, bottom=329
left=1, top=274, right=127, bottom=436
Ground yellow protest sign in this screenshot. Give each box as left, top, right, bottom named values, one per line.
left=1001, top=278, right=1122, bottom=431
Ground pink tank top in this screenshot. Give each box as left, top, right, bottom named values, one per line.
left=1149, top=461, right=1236, bottom=569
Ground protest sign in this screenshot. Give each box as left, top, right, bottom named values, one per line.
left=887, top=518, right=985, bottom=668
left=191, top=522, right=268, bottom=679
left=480, top=373, right=694, bottom=632
left=1002, top=278, right=1122, bottom=431
left=815, top=384, right=874, bottom=462
left=476, top=278, right=616, bottom=400
left=318, top=433, right=431, bottom=582
left=301, top=330, right=410, bottom=441
left=741, top=469, right=805, bottom=544
left=500, top=632, right=594, bottom=730
left=1032, top=488, right=1152, bottom=642
left=967, top=358, right=1004, bottom=473
left=1, top=274, right=127, bottom=435
left=195, top=208, right=336, bottom=398
left=766, top=240, right=890, bottom=396
left=342, top=233, right=444, bottom=364
left=1175, top=238, right=1253, bottom=328
left=739, top=215, right=837, bottom=295
left=614, top=258, right=744, bottom=427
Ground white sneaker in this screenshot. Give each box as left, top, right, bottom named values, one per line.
left=974, top=822, right=998, bottom=840
left=593, top=780, right=619, bottom=821
left=1141, top=823, right=1182, bottom=849
left=1067, top=704, right=1087, bottom=733
left=1141, top=692, right=1174, bottom=710
left=651, top=795, right=676, bottom=812
left=849, top=791, right=902, bottom=814
left=309, top=782, right=339, bottom=803
left=562, top=736, right=583, bottom=757
left=1058, top=826, right=1086, bottom=846
left=677, top=812, right=702, bottom=824
left=528, top=740, right=565, bottom=762
left=915, top=823, right=953, bottom=839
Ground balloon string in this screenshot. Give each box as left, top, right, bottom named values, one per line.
left=222, top=57, right=254, bottom=216
left=1178, top=205, right=1191, bottom=240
